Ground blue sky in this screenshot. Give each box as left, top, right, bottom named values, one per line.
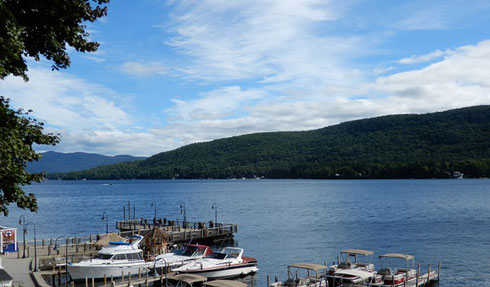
left=2, top=0, right=490, bottom=156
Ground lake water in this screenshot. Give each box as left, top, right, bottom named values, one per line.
left=2, top=179, right=490, bottom=286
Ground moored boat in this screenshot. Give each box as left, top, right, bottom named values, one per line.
left=67, top=235, right=149, bottom=280
left=270, top=263, right=328, bottom=287
left=327, top=249, right=381, bottom=286
left=173, top=247, right=258, bottom=279
left=154, top=244, right=213, bottom=270
left=372, top=253, right=439, bottom=287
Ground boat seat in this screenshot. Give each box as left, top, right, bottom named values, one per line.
left=339, top=262, right=353, bottom=269
left=378, top=267, right=393, bottom=276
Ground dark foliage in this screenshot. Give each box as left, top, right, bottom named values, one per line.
left=53, top=105, right=490, bottom=180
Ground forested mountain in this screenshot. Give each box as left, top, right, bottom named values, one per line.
left=52, top=106, right=490, bottom=179
left=28, top=151, right=146, bottom=173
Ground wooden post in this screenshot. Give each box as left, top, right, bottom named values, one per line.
left=84, top=243, right=87, bottom=252
left=71, top=282, right=75, bottom=287
left=111, top=275, right=114, bottom=285
left=337, top=256, right=340, bottom=265
left=267, top=275, right=270, bottom=287
left=104, top=274, right=107, bottom=286
left=404, top=272, right=407, bottom=287
left=438, top=261, right=441, bottom=283
left=416, top=263, right=419, bottom=287
left=128, top=273, right=131, bottom=287
left=145, top=269, right=149, bottom=286
left=42, top=239, right=45, bottom=247
left=92, top=278, right=95, bottom=287
left=427, top=264, right=431, bottom=286
left=392, top=275, right=395, bottom=287
left=59, top=266, right=62, bottom=286
left=139, top=268, right=141, bottom=279
left=85, top=277, right=88, bottom=287
left=122, top=271, right=125, bottom=282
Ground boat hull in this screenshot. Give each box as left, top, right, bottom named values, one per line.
left=177, top=263, right=259, bottom=279
left=67, top=262, right=150, bottom=280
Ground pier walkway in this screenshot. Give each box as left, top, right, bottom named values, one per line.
left=2, top=253, right=35, bottom=287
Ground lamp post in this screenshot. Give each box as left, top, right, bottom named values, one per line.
left=151, top=201, right=157, bottom=223
left=18, top=215, right=27, bottom=258
left=25, top=222, right=37, bottom=271
left=54, top=236, right=69, bottom=286
left=211, top=203, right=218, bottom=225
left=179, top=202, right=186, bottom=228
left=101, top=212, right=109, bottom=234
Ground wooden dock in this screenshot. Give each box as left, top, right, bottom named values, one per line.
left=116, top=219, right=238, bottom=245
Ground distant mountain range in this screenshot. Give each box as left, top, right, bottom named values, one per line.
left=51, top=105, right=490, bottom=179
left=28, top=151, right=146, bottom=174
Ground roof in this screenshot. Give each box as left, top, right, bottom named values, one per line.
left=0, top=269, right=13, bottom=282
left=203, top=280, right=248, bottom=287
left=167, top=274, right=207, bottom=284
left=288, top=263, right=327, bottom=271
left=379, top=253, right=414, bottom=260
left=341, top=249, right=373, bottom=256
left=94, top=233, right=124, bottom=248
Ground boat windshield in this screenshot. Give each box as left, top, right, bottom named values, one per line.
left=212, top=253, right=229, bottom=260
left=172, top=248, right=185, bottom=255
left=113, top=252, right=144, bottom=261
left=97, top=254, right=113, bottom=260
left=181, top=246, right=205, bottom=257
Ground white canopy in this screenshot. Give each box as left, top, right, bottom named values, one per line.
left=341, top=249, right=373, bottom=256
left=203, top=280, right=248, bottom=287
left=379, top=253, right=414, bottom=260
left=288, top=263, right=328, bottom=271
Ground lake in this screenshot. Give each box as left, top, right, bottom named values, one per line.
left=2, top=179, right=490, bottom=286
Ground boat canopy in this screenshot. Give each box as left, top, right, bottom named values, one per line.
left=341, top=249, right=373, bottom=256
left=167, top=274, right=207, bottom=284
left=379, top=253, right=414, bottom=260
left=203, top=280, right=247, bottom=287
left=288, top=263, right=327, bottom=271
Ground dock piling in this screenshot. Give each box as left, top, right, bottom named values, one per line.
left=392, top=275, right=395, bottom=287
left=138, top=268, right=141, bottom=279
left=128, top=273, right=131, bottom=287
left=92, top=277, right=95, bottom=287
left=104, top=274, right=107, bottom=285
left=438, top=261, right=441, bottom=283
left=267, top=275, right=270, bottom=287
left=85, top=277, right=88, bottom=287
left=427, top=264, right=431, bottom=287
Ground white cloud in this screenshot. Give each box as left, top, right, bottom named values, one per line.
left=398, top=50, right=449, bottom=65
left=164, top=0, right=365, bottom=84
left=118, top=61, right=166, bottom=77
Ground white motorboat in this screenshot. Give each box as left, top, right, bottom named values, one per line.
left=372, top=253, right=438, bottom=287
left=154, top=244, right=213, bottom=270
left=327, top=249, right=382, bottom=286
left=173, top=247, right=258, bottom=279
left=67, top=235, right=150, bottom=280
left=270, top=263, right=328, bottom=287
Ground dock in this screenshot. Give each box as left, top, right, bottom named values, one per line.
left=116, top=219, right=238, bottom=245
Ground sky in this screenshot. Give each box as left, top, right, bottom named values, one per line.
left=2, top=0, right=490, bottom=156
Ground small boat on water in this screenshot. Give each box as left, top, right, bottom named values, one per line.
left=153, top=244, right=214, bottom=270
left=327, top=249, right=382, bottom=286
left=67, top=235, right=149, bottom=280
left=173, top=247, right=258, bottom=279
left=270, top=263, right=328, bottom=287
left=372, top=253, right=439, bottom=287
